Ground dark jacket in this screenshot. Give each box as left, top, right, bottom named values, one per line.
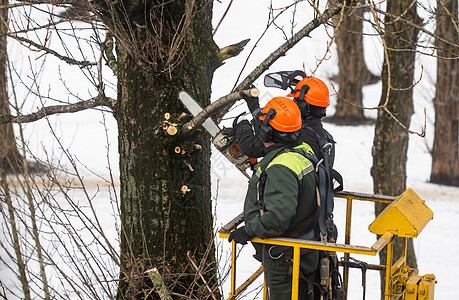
left=234, top=117, right=335, bottom=169
left=301, top=117, right=336, bottom=169
left=243, top=142, right=319, bottom=275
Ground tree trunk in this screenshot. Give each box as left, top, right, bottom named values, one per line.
left=371, top=0, right=419, bottom=298
left=107, top=2, right=220, bottom=299
left=430, top=0, right=459, bottom=186
left=330, top=1, right=379, bottom=125
left=0, top=0, right=21, bottom=173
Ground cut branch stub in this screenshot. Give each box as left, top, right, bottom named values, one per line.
left=218, top=39, right=250, bottom=61
left=166, top=126, right=178, bottom=136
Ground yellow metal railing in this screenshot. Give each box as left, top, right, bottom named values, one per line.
left=218, top=188, right=435, bottom=300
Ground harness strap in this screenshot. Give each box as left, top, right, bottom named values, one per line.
left=256, top=148, right=291, bottom=215
left=291, top=148, right=330, bottom=236
left=304, top=125, right=344, bottom=192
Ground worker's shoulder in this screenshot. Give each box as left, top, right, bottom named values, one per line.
left=266, top=143, right=315, bottom=178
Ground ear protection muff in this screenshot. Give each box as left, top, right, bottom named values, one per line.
left=255, top=108, right=277, bottom=143
left=298, top=84, right=310, bottom=101
left=293, top=84, right=311, bottom=119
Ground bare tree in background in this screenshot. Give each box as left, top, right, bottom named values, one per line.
left=371, top=0, right=421, bottom=297
left=431, top=0, right=459, bottom=186
left=330, top=0, right=380, bottom=125
left=0, top=0, right=22, bottom=173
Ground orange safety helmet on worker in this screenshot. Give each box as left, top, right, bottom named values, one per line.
left=254, top=96, right=302, bottom=144
left=287, top=77, right=330, bottom=120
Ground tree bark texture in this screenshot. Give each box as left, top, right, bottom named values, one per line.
left=0, top=0, right=21, bottom=172
left=331, top=1, right=379, bottom=124
left=431, top=0, right=459, bottom=186
left=105, top=1, right=220, bottom=298
left=371, top=0, right=420, bottom=298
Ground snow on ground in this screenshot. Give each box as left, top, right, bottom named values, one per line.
left=209, top=2, right=459, bottom=298
left=212, top=122, right=459, bottom=299
left=2, top=1, right=457, bottom=299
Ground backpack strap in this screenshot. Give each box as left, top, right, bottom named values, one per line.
left=304, top=125, right=344, bottom=193
left=256, top=148, right=290, bottom=215
left=292, top=148, right=330, bottom=237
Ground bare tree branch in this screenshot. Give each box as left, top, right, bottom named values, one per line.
left=15, top=0, right=92, bottom=9
left=187, top=251, right=217, bottom=300
left=0, top=95, right=115, bottom=124
left=213, top=0, right=234, bottom=36
left=372, top=6, right=459, bottom=50
left=234, top=4, right=341, bottom=92
left=214, top=3, right=342, bottom=122
left=0, top=171, right=32, bottom=300
left=8, top=34, right=97, bottom=67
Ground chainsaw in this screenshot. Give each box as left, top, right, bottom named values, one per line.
left=178, top=91, right=254, bottom=179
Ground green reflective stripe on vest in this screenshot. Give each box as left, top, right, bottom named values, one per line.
left=267, top=151, right=314, bottom=179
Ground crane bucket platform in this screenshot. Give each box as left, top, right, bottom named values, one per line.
left=218, top=188, right=436, bottom=300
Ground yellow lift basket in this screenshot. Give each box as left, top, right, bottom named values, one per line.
left=218, top=188, right=436, bottom=300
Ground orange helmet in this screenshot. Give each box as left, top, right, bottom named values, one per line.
left=287, top=77, right=330, bottom=107
left=259, top=97, right=302, bottom=132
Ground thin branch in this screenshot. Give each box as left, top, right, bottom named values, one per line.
left=236, top=5, right=341, bottom=91
left=384, top=106, right=426, bottom=137
left=230, top=4, right=290, bottom=92
left=15, top=0, right=92, bottom=9
left=8, top=15, right=98, bottom=35
left=0, top=172, right=32, bottom=300
left=181, top=88, right=259, bottom=134
left=7, top=33, right=97, bottom=67
left=213, top=0, right=233, bottom=36
left=215, top=3, right=342, bottom=122
left=0, top=95, right=115, bottom=124
left=372, top=6, right=459, bottom=49
left=187, top=251, right=217, bottom=300
left=369, top=0, right=392, bottom=110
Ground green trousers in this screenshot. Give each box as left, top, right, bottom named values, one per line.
left=263, top=250, right=318, bottom=300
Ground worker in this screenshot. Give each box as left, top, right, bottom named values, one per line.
left=228, top=96, right=319, bottom=300
left=234, top=77, right=333, bottom=162
left=287, top=76, right=336, bottom=170
left=233, top=76, right=342, bottom=191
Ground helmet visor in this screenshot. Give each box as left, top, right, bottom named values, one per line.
left=264, top=70, right=306, bottom=90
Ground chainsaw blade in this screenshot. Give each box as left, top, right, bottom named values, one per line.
left=178, top=91, right=252, bottom=178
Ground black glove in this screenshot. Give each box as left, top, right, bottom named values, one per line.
left=232, top=119, right=266, bottom=158
left=233, top=119, right=253, bottom=138
left=228, top=227, right=251, bottom=245
left=222, top=127, right=235, bottom=137
left=242, top=91, right=260, bottom=115
left=237, top=127, right=266, bottom=158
